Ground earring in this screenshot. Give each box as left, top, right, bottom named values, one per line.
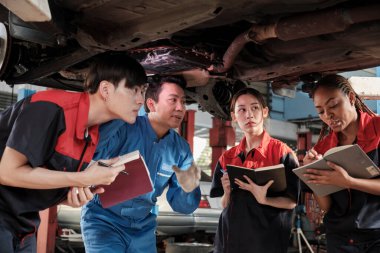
left=104, top=96, right=108, bottom=102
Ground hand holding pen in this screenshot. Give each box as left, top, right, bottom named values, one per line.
left=82, top=158, right=126, bottom=186
left=98, top=161, right=129, bottom=175
left=303, top=148, right=323, bottom=165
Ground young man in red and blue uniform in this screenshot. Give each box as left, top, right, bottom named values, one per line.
left=0, top=53, right=147, bottom=253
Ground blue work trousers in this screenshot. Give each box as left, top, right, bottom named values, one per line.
left=81, top=208, right=157, bottom=253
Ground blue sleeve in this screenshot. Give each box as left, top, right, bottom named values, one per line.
left=165, top=138, right=200, bottom=214
left=166, top=174, right=201, bottom=214
left=177, top=145, right=194, bottom=170
left=93, top=119, right=128, bottom=160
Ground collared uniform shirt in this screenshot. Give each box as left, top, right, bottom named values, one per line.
left=81, top=115, right=200, bottom=249
left=0, top=90, right=98, bottom=236
left=210, top=131, right=299, bottom=253
left=314, top=111, right=380, bottom=233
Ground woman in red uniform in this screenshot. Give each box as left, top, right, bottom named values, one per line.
left=210, top=87, right=299, bottom=253
left=303, top=74, right=380, bottom=253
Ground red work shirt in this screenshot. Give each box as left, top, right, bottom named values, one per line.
left=210, top=131, right=299, bottom=253
left=0, top=90, right=99, bottom=236
left=314, top=111, right=380, bottom=233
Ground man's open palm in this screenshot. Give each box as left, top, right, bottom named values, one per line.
left=173, top=162, right=201, bottom=192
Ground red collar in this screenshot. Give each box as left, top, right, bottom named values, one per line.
left=327, top=111, right=371, bottom=147
left=75, top=93, right=98, bottom=144
left=234, top=130, right=272, bottom=159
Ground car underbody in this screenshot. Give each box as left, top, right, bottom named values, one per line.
left=0, top=0, right=379, bottom=119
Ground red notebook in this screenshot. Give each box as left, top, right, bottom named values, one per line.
left=99, top=150, right=153, bottom=208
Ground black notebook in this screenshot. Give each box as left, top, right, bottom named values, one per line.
left=226, top=164, right=287, bottom=192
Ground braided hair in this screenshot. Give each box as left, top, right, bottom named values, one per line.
left=310, top=74, right=375, bottom=142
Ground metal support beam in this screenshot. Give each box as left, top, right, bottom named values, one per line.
left=37, top=206, right=58, bottom=253
left=209, top=118, right=235, bottom=175
left=298, top=129, right=324, bottom=239
left=297, top=130, right=312, bottom=166
left=179, top=110, right=195, bottom=152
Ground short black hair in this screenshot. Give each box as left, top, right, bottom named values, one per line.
left=84, top=53, right=147, bottom=94
left=144, top=75, right=186, bottom=112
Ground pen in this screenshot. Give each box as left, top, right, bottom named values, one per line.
left=98, top=161, right=111, bottom=167
left=98, top=161, right=129, bottom=175
left=220, top=168, right=226, bottom=174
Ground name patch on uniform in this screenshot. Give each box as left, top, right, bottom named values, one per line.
left=161, top=163, right=173, bottom=173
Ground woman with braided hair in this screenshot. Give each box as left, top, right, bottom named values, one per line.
left=303, top=74, right=380, bottom=253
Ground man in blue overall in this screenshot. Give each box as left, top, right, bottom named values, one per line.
left=81, top=75, right=201, bottom=252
